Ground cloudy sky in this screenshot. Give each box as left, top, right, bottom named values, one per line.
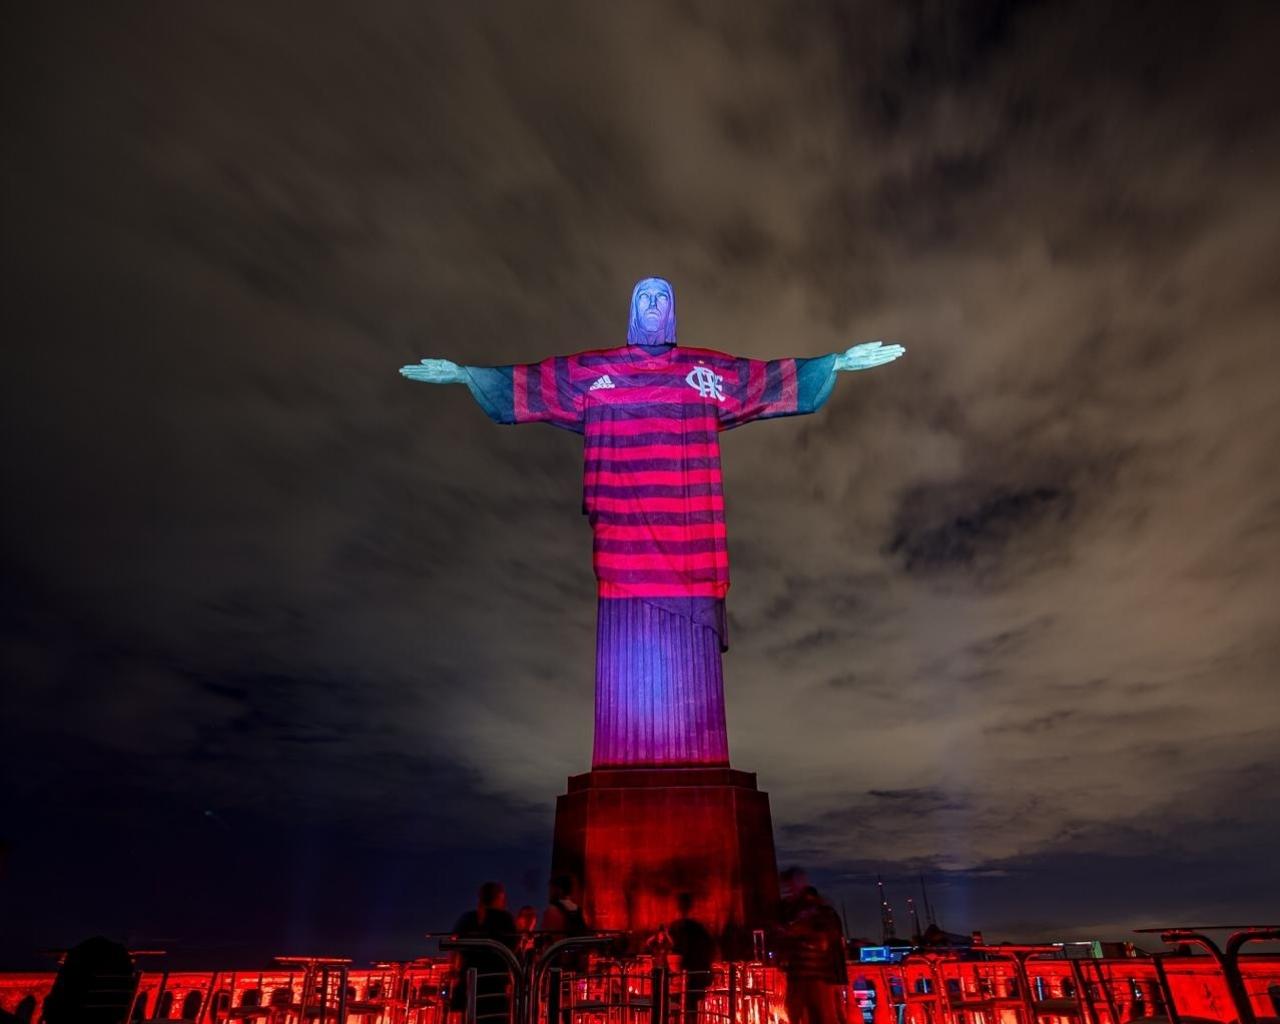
left=3, top=1, right=1279, bottom=965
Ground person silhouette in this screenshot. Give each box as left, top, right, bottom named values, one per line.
left=450, top=882, right=517, bottom=1023
left=669, top=892, right=715, bottom=1024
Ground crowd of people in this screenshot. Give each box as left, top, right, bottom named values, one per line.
left=447, top=875, right=594, bottom=1023
left=448, top=866, right=850, bottom=1024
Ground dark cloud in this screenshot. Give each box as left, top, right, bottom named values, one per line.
left=888, top=482, right=1070, bottom=573
left=3, top=0, right=1279, bottom=962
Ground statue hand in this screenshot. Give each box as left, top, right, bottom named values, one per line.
left=834, top=341, right=905, bottom=372
left=399, top=358, right=466, bottom=384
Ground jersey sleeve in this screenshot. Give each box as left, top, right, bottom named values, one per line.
left=461, top=355, right=585, bottom=434
left=717, top=353, right=839, bottom=430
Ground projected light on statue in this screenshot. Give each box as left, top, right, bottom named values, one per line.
left=401, top=277, right=904, bottom=769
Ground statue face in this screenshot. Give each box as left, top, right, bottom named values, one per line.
left=636, top=285, right=671, bottom=329
left=627, top=277, right=677, bottom=345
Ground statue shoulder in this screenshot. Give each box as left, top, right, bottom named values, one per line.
left=573, top=343, right=630, bottom=360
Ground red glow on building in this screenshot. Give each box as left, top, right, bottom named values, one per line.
left=3, top=933, right=1278, bottom=1024
left=552, top=767, right=779, bottom=949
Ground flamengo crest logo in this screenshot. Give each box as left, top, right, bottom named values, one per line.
left=686, top=365, right=725, bottom=401
left=589, top=375, right=615, bottom=390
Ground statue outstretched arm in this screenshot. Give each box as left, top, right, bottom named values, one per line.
left=399, top=356, right=585, bottom=433
left=833, top=341, right=905, bottom=372
left=719, top=342, right=905, bottom=430
left=399, top=358, right=467, bottom=384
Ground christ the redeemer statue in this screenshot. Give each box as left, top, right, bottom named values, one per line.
left=401, top=278, right=903, bottom=769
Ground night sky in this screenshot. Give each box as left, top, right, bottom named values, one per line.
left=3, top=2, right=1279, bottom=967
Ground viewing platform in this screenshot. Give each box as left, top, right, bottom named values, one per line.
left=4, top=926, right=1277, bottom=1024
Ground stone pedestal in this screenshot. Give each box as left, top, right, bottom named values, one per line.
left=551, top=766, right=780, bottom=953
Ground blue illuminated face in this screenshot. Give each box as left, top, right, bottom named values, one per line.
left=637, top=285, right=671, bottom=329
left=627, top=277, right=677, bottom=345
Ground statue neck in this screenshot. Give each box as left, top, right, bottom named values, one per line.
left=631, top=343, right=674, bottom=357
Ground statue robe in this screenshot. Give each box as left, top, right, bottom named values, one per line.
left=463, top=344, right=838, bottom=767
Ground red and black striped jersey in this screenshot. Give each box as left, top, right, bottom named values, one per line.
left=463, top=344, right=838, bottom=603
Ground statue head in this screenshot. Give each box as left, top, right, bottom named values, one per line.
left=627, top=276, right=677, bottom=346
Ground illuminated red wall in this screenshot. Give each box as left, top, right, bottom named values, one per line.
left=847, top=951, right=1280, bottom=1024
left=3, top=951, right=1278, bottom=1023
left=552, top=767, right=780, bottom=951
left=0, top=973, right=54, bottom=1019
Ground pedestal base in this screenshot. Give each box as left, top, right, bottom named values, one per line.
left=551, top=767, right=780, bottom=953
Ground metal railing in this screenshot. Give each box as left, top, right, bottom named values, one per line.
left=439, top=938, right=782, bottom=1024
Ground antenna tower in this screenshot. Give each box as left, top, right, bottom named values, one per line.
left=877, top=875, right=898, bottom=944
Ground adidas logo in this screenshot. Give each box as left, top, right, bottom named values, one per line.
left=589, top=375, right=616, bottom=391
